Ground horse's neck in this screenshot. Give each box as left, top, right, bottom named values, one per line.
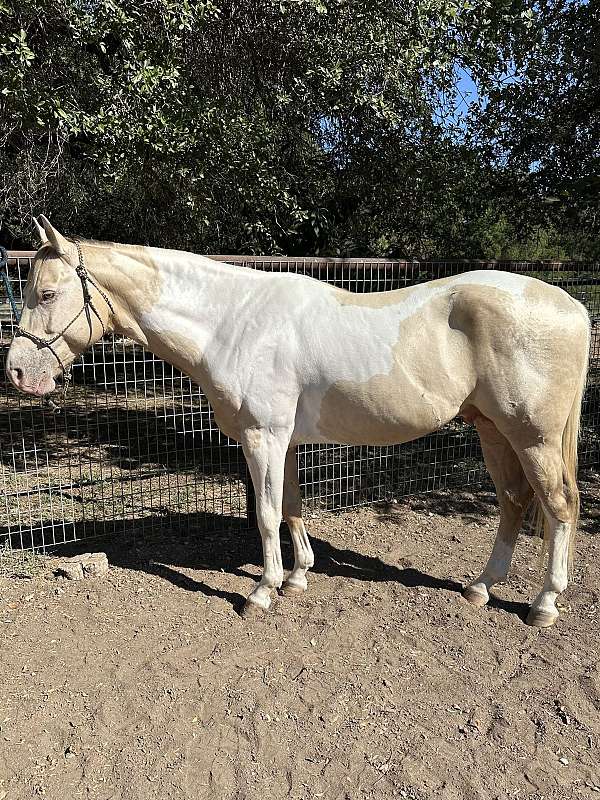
left=91, top=244, right=250, bottom=371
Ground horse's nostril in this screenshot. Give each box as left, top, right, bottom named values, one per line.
left=8, top=366, right=23, bottom=385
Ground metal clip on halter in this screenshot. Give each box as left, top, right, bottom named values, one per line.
left=42, top=367, right=71, bottom=414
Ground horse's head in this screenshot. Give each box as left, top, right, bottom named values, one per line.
left=6, top=216, right=114, bottom=396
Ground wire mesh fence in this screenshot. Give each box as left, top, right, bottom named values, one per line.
left=1, top=253, right=598, bottom=557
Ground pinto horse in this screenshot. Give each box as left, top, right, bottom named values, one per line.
left=6, top=217, right=590, bottom=627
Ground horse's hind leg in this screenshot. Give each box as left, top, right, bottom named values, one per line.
left=464, top=415, right=533, bottom=608
left=513, top=439, right=577, bottom=628
left=281, top=446, right=314, bottom=594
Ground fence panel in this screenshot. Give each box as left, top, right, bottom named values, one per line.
left=1, top=253, right=598, bottom=554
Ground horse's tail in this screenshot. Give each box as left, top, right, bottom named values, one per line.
left=534, top=309, right=590, bottom=573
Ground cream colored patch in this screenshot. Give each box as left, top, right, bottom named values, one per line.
left=523, top=275, right=576, bottom=309
left=315, top=277, right=580, bottom=446
left=334, top=286, right=417, bottom=308
left=244, top=428, right=263, bottom=451
left=333, top=276, right=464, bottom=308
left=144, top=330, right=203, bottom=375
left=448, top=285, right=520, bottom=350
left=81, top=241, right=162, bottom=342
left=452, top=283, right=589, bottom=442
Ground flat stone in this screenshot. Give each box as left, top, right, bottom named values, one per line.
left=56, top=552, right=109, bottom=580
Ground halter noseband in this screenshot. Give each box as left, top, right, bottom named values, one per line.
left=14, top=240, right=115, bottom=378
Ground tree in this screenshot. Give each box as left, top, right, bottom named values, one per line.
left=3, top=0, right=585, bottom=258
left=472, top=0, right=600, bottom=257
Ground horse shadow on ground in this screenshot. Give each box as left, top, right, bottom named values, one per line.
left=3, top=496, right=541, bottom=623
left=375, top=487, right=499, bottom=525
left=23, top=468, right=598, bottom=623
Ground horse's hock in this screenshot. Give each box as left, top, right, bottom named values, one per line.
left=0, top=254, right=598, bottom=562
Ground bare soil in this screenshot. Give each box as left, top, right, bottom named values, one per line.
left=0, top=475, right=599, bottom=800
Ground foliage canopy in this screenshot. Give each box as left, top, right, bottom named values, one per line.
left=0, top=0, right=598, bottom=257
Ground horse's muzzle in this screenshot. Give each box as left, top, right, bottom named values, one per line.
left=5, top=343, right=58, bottom=396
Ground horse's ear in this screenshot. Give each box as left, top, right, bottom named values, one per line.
left=33, top=217, right=48, bottom=245
left=39, top=214, right=71, bottom=257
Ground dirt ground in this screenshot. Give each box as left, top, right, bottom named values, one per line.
left=0, top=474, right=599, bottom=800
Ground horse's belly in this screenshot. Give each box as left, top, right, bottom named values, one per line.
left=296, top=378, right=463, bottom=446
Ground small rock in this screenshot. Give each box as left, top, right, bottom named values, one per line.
left=559, top=756, right=569, bottom=765
left=56, top=553, right=109, bottom=581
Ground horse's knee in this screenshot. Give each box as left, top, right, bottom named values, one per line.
left=257, top=506, right=282, bottom=534
left=547, top=569, right=568, bottom=595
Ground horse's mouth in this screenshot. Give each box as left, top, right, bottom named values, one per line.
left=11, top=373, right=56, bottom=397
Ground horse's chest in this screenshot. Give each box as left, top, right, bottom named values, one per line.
left=199, top=377, right=244, bottom=441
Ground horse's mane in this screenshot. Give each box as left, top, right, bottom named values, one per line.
left=71, top=237, right=148, bottom=253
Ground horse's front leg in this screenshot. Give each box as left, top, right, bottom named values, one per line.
left=281, top=446, right=314, bottom=594
left=241, top=426, right=290, bottom=616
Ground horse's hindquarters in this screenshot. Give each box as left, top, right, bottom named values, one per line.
left=457, top=283, right=590, bottom=443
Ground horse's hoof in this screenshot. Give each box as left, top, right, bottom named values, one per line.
left=240, top=600, right=268, bottom=620
left=526, top=608, right=558, bottom=628
left=281, top=581, right=305, bottom=596
left=463, top=585, right=489, bottom=608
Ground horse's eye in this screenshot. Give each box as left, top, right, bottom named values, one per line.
left=41, top=290, right=56, bottom=303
